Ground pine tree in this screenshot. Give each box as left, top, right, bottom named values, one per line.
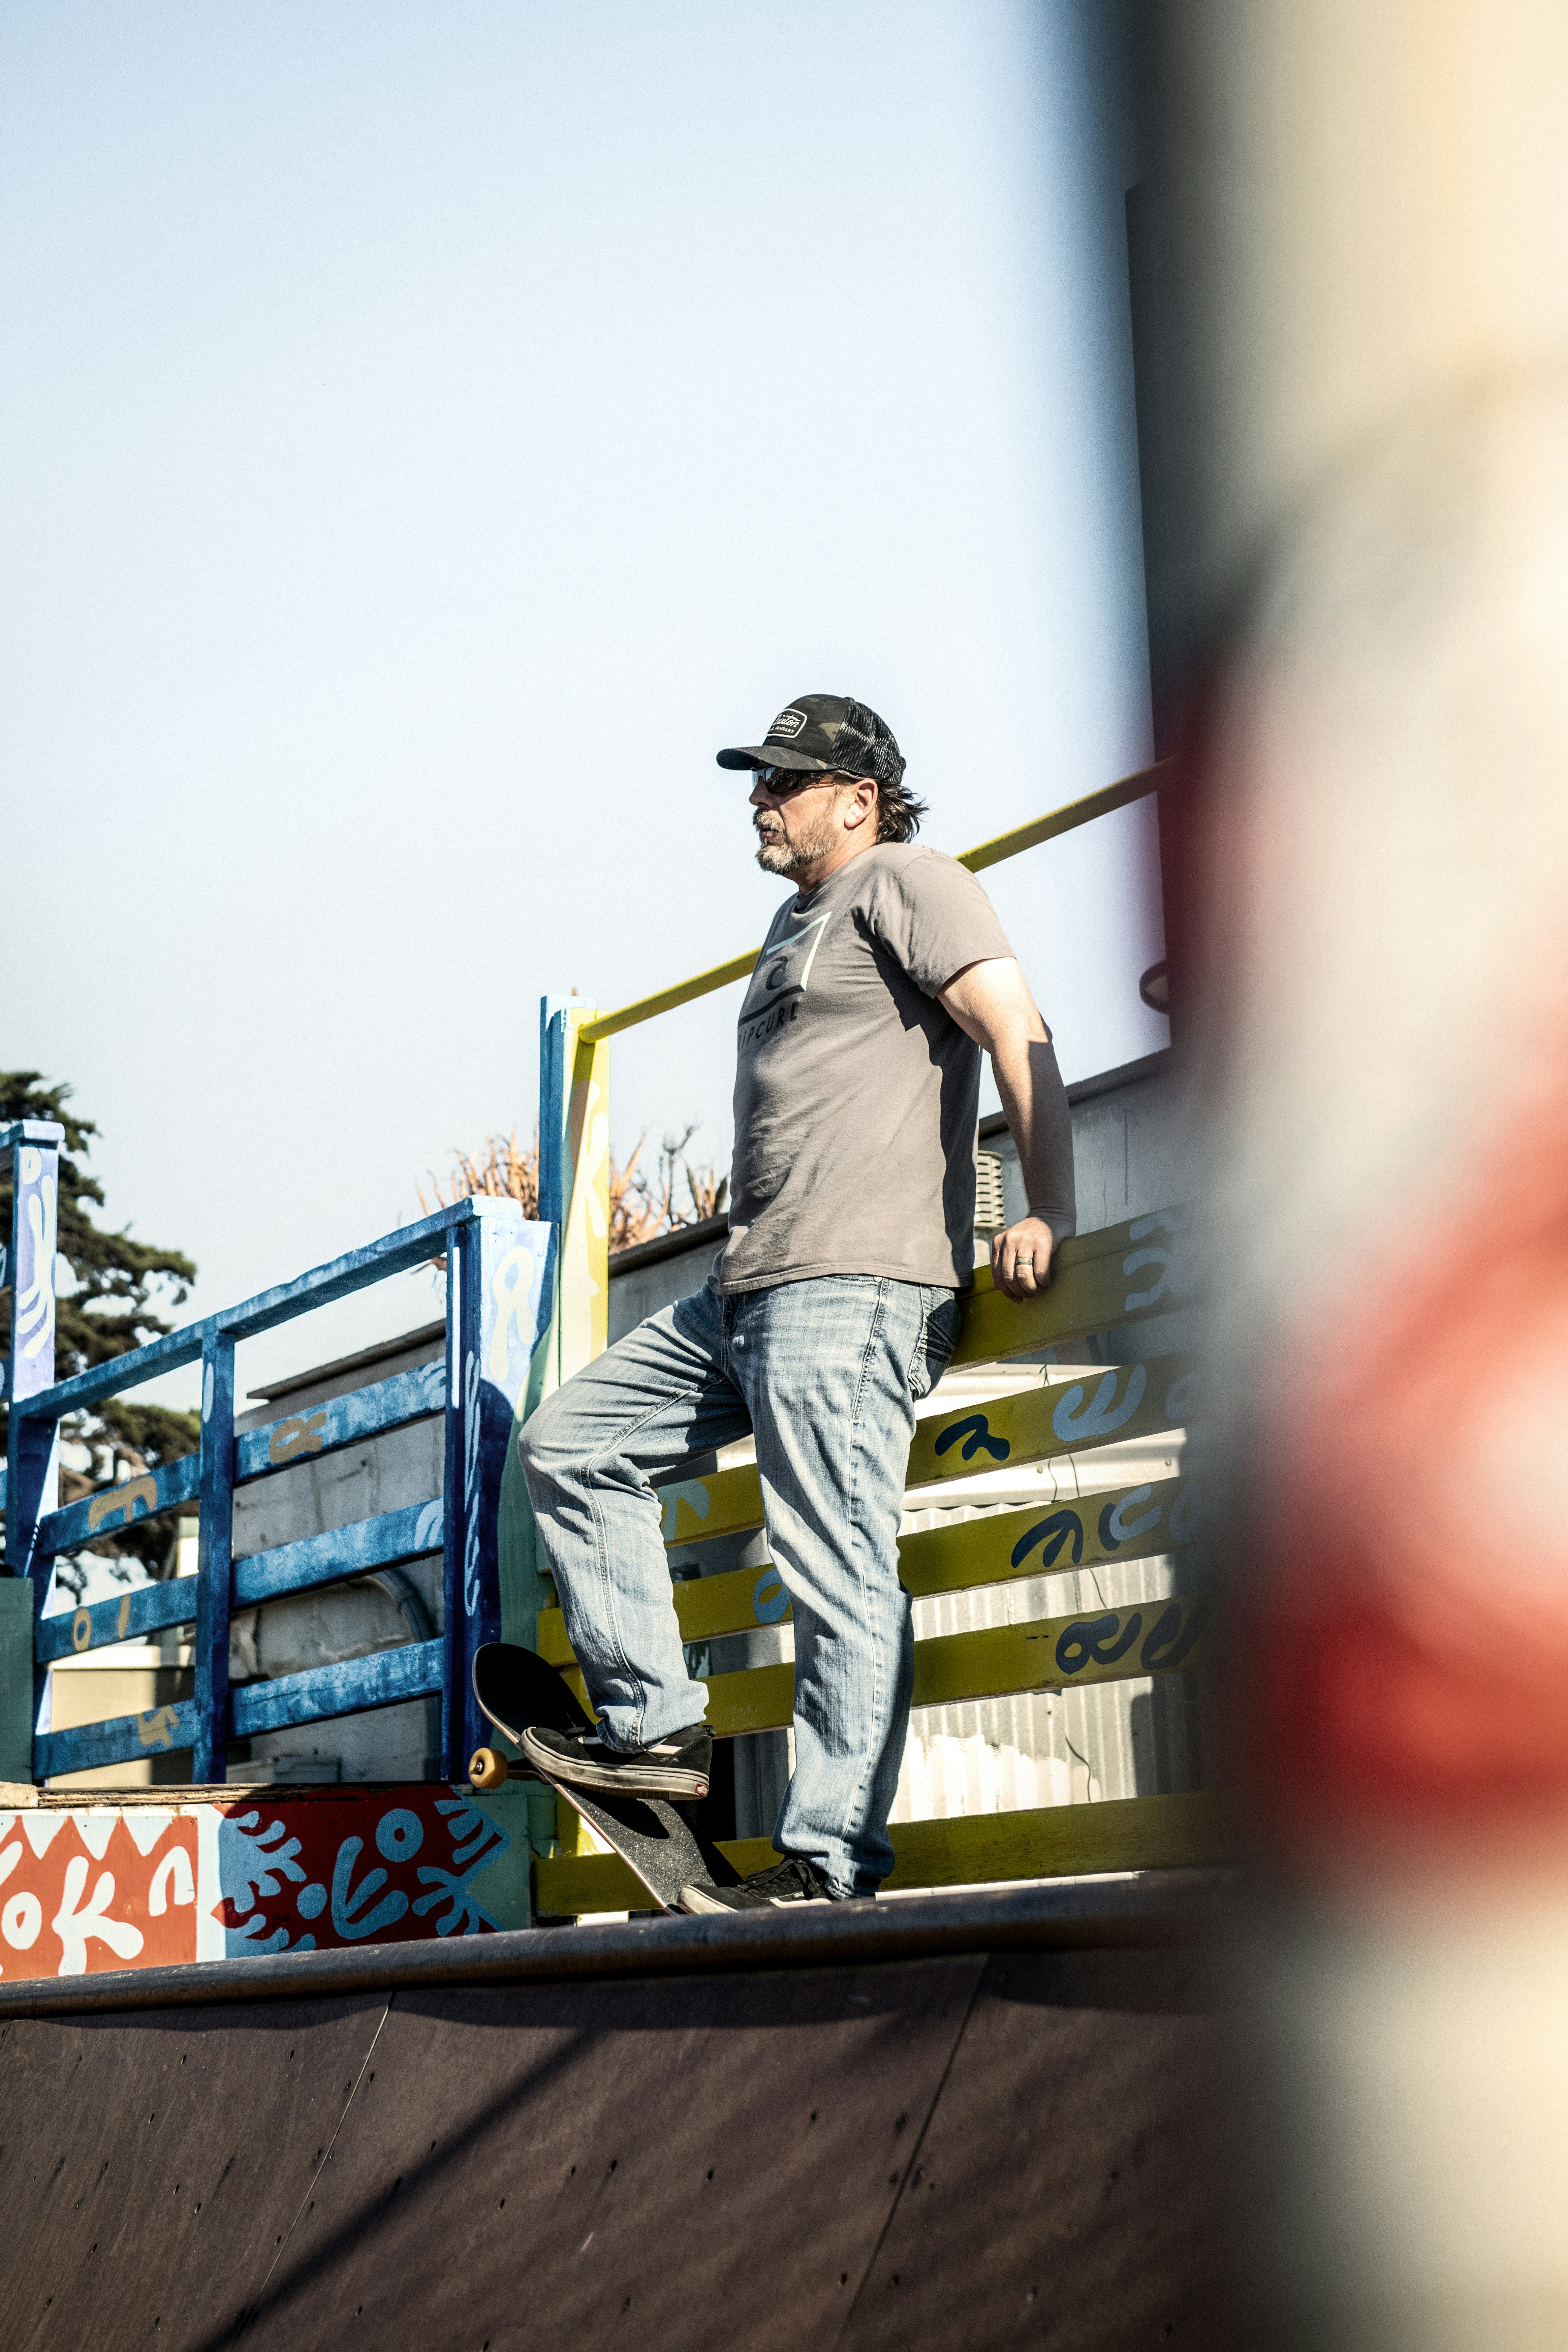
left=2, top=1072, right=198, bottom=1575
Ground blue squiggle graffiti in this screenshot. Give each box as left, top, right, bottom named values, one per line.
left=935, top=1414, right=1010, bottom=1464
left=1010, top=1509, right=1083, bottom=1570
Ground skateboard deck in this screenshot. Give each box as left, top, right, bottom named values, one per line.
left=469, top=1641, right=741, bottom=1915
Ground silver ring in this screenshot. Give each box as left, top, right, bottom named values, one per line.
left=1015, top=1253, right=1035, bottom=1265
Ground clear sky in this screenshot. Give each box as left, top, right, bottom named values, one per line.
left=2, top=1, right=1164, bottom=1408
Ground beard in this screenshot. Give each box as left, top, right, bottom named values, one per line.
left=753, top=801, right=842, bottom=878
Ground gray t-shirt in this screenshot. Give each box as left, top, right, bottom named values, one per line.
left=716, top=843, right=1015, bottom=1294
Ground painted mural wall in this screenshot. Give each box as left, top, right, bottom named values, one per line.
left=0, top=1783, right=529, bottom=1981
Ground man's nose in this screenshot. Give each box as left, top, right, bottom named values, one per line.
left=748, top=776, right=774, bottom=809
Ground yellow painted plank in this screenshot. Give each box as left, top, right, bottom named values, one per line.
left=694, top=1595, right=1208, bottom=1736
left=648, top=1208, right=1195, bottom=1547
left=577, top=765, right=1167, bottom=1044
left=670, top=1559, right=794, bottom=1643
left=951, top=1209, right=1195, bottom=1369
left=652, top=1344, right=1194, bottom=1549
left=912, top=1595, right=1210, bottom=1708
left=557, top=1789, right=600, bottom=1858
left=703, top=1660, right=796, bottom=1735
left=655, top=1462, right=767, bottom=1548
left=535, top=1611, right=574, bottom=1666
left=953, top=762, right=1167, bottom=874
left=537, top=1590, right=1207, bottom=1738
left=906, top=1354, right=1192, bottom=1488
left=579, top=949, right=760, bottom=1043
left=878, top=1791, right=1230, bottom=1890
left=533, top=1851, right=638, bottom=1913
left=535, top=1473, right=1205, bottom=1662
left=532, top=1788, right=1229, bottom=1915
left=536, top=1557, right=792, bottom=1661
left=897, top=1473, right=1203, bottom=1596
left=533, top=1836, right=777, bottom=1916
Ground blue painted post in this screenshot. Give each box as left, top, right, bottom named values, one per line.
left=192, top=1326, right=236, bottom=1783
left=441, top=1199, right=551, bottom=1776
left=4, top=1122, right=64, bottom=1578
left=4, top=1121, right=62, bottom=1786
left=535, top=993, right=573, bottom=1340
left=441, top=1229, right=464, bottom=1776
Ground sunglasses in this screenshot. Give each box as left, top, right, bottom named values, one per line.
left=752, top=765, right=853, bottom=796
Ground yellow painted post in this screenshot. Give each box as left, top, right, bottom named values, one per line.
left=493, top=999, right=608, bottom=1663
left=558, top=1010, right=611, bottom=1382
left=535, top=1000, right=613, bottom=1865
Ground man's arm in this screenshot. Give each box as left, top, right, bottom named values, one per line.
left=937, top=957, right=1076, bottom=1301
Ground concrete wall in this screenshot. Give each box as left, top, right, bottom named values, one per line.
left=607, top=1216, right=726, bottom=1344
left=984, top=1047, right=1192, bottom=1236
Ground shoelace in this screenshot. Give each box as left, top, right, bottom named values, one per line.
left=564, top=1729, right=704, bottom=1764
left=747, top=1856, right=824, bottom=1900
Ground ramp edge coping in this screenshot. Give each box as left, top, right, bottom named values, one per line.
left=0, top=1869, right=1240, bottom=2019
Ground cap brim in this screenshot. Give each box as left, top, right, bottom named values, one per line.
left=715, top=744, right=832, bottom=773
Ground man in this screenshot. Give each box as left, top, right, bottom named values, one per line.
left=518, top=693, right=1076, bottom=1910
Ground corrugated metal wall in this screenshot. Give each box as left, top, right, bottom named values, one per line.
left=699, top=1360, right=1212, bottom=1848
left=892, top=1544, right=1214, bottom=1826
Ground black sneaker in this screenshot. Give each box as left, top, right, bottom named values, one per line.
left=522, top=1719, right=712, bottom=1800
left=678, top=1854, right=846, bottom=1914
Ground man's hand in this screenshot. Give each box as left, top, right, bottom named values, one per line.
left=991, top=1214, right=1056, bottom=1301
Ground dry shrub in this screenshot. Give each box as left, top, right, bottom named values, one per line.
left=421, top=1124, right=727, bottom=1266
left=611, top=1126, right=729, bottom=1250
left=422, top=1128, right=540, bottom=1221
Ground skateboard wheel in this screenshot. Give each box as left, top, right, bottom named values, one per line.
left=469, top=1745, right=510, bottom=1791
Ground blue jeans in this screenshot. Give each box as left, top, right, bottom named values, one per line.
left=517, top=1274, right=961, bottom=1896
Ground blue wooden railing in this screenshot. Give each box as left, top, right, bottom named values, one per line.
left=3, top=1120, right=557, bottom=1787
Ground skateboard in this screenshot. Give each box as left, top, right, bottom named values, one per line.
left=468, top=1641, right=742, bottom=1915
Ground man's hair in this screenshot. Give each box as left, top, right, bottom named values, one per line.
left=829, top=697, right=927, bottom=843
left=827, top=769, right=927, bottom=843
left=870, top=771, right=929, bottom=844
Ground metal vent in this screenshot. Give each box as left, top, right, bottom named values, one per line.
left=974, top=1150, right=1006, bottom=1233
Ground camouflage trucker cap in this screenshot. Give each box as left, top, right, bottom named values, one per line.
left=716, top=693, right=906, bottom=785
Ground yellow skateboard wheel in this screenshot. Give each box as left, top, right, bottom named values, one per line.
left=468, top=1745, right=510, bottom=1791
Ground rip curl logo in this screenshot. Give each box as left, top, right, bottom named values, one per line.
left=739, top=999, right=801, bottom=1051
left=737, top=909, right=836, bottom=1054
left=768, top=708, right=808, bottom=739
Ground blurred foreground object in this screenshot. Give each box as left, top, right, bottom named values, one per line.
left=1136, top=1, right=1568, bottom=2342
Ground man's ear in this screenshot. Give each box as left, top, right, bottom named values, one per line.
left=846, top=778, right=878, bottom=832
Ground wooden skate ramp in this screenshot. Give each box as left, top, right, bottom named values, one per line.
left=0, top=1882, right=1236, bottom=2352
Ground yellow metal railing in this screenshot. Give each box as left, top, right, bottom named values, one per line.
left=578, top=758, right=1167, bottom=1043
